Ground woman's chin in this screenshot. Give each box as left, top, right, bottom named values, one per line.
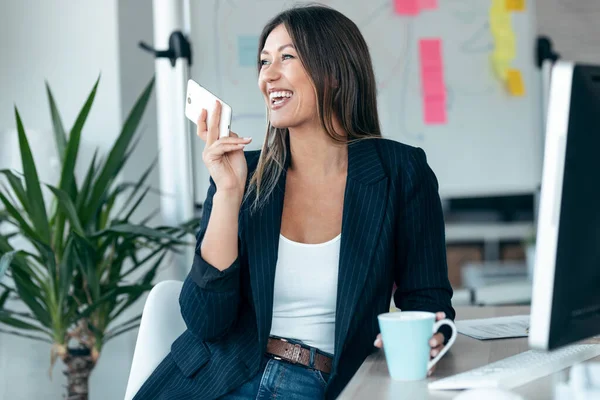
left=269, top=119, right=290, bottom=129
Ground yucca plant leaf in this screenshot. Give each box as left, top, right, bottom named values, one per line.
left=123, top=186, right=152, bottom=222
left=1, top=309, right=38, bottom=322
left=14, top=107, right=51, bottom=244
left=104, top=320, right=141, bottom=342
left=97, top=284, right=154, bottom=315
left=57, top=237, right=75, bottom=306
left=75, top=149, right=99, bottom=215
left=11, top=268, right=51, bottom=328
left=75, top=287, right=118, bottom=320
left=94, top=223, right=185, bottom=243
left=71, top=233, right=99, bottom=301
left=60, top=76, right=100, bottom=201
left=82, top=78, right=154, bottom=225
left=0, top=194, right=42, bottom=244
left=0, top=328, right=52, bottom=343
left=108, top=312, right=142, bottom=333
left=0, top=312, right=50, bottom=333
left=46, top=185, right=84, bottom=236
left=0, top=290, right=10, bottom=309
left=118, top=245, right=166, bottom=281
left=116, top=133, right=143, bottom=179
left=139, top=208, right=161, bottom=225
left=0, top=170, right=30, bottom=213
left=45, top=81, right=68, bottom=161
left=14, top=109, right=51, bottom=242
left=0, top=208, right=9, bottom=222
left=117, top=156, right=158, bottom=220
left=110, top=252, right=166, bottom=322
left=0, top=250, right=19, bottom=282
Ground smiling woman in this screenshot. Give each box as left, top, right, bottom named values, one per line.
left=133, top=4, right=455, bottom=400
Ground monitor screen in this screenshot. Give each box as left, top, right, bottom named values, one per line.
left=529, top=62, right=600, bottom=350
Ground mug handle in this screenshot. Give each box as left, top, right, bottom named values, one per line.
left=427, top=319, right=457, bottom=372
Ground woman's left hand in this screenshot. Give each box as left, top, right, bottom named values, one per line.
left=373, top=311, right=446, bottom=377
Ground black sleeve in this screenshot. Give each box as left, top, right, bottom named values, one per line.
left=179, top=177, right=242, bottom=341
left=394, top=148, right=456, bottom=344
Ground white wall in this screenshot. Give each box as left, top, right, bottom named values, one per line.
left=0, top=1, right=158, bottom=399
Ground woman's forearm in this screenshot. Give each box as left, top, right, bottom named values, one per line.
left=200, top=190, right=243, bottom=271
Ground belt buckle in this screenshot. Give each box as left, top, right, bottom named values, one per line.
left=276, top=338, right=302, bottom=364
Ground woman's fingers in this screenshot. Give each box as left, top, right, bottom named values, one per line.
left=206, top=143, right=246, bottom=157
left=429, top=333, right=445, bottom=348
left=206, top=100, right=222, bottom=146
left=373, top=333, right=383, bottom=348
left=203, top=137, right=252, bottom=160
left=430, top=344, right=444, bottom=358
left=196, top=109, right=208, bottom=141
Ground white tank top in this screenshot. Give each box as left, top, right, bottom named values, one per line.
left=269, top=233, right=341, bottom=355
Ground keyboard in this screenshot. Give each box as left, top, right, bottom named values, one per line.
left=429, top=344, right=600, bottom=390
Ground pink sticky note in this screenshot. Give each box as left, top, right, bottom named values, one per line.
left=394, top=0, right=420, bottom=15
left=424, top=99, right=447, bottom=124
left=420, top=0, right=438, bottom=10
left=419, top=39, right=442, bottom=64
left=422, top=70, right=445, bottom=96
left=419, top=38, right=447, bottom=125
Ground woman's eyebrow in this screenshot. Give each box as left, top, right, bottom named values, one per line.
left=260, top=44, right=295, bottom=55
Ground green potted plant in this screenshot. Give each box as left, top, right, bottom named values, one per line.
left=0, top=76, right=199, bottom=400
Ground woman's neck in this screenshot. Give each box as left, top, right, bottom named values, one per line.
left=287, top=123, right=348, bottom=179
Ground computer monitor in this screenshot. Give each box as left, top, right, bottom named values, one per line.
left=529, top=61, right=600, bottom=351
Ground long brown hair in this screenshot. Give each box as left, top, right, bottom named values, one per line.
left=247, top=4, right=382, bottom=212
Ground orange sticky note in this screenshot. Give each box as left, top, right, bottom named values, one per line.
left=507, top=69, right=525, bottom=96
left=506, top=0, right=525, bottom=11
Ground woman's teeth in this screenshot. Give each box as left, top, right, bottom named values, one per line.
left=269, top=91, right=293, bottom=104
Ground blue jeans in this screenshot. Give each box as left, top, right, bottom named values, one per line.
left=219, top=354, right=331, bottom=399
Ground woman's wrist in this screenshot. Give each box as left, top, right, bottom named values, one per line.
left=213, top=189, right=244, bottom=208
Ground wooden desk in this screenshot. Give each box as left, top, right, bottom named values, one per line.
left=338, top=306, right=600, bottom=399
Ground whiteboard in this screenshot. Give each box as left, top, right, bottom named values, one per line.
left=188, top=0, right=543, bottom=201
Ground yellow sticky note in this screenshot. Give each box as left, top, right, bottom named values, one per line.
left=491, top=55, right=511, bottom=80
left=507, top=69, right=525, bottom=96
left=506, top=0, right=526, bottom=12
left=494, top=32, right=516, bottom=60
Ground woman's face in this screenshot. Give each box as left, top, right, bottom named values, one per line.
left=258, top=24, right=318, bottom=129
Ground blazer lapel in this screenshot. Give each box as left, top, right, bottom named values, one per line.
left=334, top=140, right=388, bottom=368
left=244, top=147, right=289, bottom=352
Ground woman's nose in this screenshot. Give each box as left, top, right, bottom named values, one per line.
left=263, top=61, right=281, bottom=82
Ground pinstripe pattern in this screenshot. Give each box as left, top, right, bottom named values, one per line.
left=133, top=139, right=455, bottom=400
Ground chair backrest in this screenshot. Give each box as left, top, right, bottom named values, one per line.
left=124, top=280, right=185, bottom=400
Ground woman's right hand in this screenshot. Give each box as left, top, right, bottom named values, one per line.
left=198, top=101, right=252, bottom=198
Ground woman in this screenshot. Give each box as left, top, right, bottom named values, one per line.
left=135, top=4, right=454, bottom=400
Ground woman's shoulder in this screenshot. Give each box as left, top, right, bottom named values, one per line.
left=370, top=137, right=429, bottom=174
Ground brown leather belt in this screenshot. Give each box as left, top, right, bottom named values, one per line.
left=266, top=337, right=332, bottom=374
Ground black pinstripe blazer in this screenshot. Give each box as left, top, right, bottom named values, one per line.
left=133, top=138, right=455, bottom=400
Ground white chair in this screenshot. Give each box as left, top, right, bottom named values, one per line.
left=124, top=280, right=186, bottom=400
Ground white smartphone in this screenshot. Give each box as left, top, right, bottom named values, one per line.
left=185, top=79, right=232, bottom=138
